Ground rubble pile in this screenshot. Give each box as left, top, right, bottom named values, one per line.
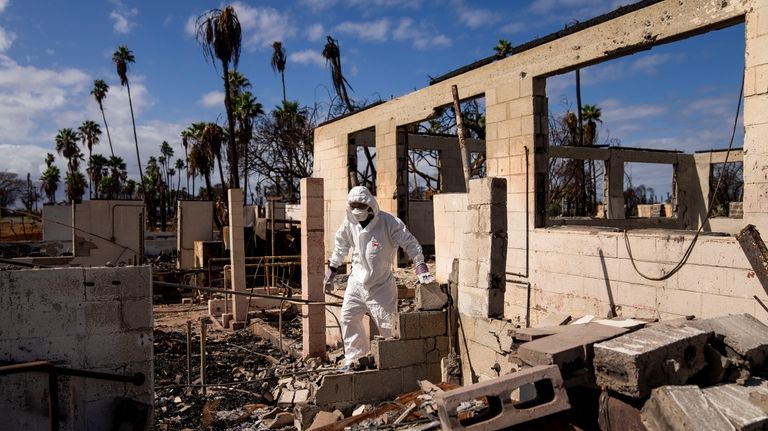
left=154, top=328, right=312, bottom=430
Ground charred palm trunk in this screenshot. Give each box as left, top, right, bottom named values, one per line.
left=222, top=62, right=240, bottom=190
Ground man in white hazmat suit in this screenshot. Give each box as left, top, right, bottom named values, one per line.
left=324, top=186, right=434, bottom=369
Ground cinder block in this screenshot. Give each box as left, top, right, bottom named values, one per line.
left=594, top=325, right=710, bottom=398
left=641, top=385, right=735, bottom=431
left=435, top=365, right=570, bottom=431
left=313, top=373, right=354, bottom=408
left=393, top=312, right=421, bottom=340
left=682, top=314, right=768, bottom=368
left=517, top=323, right=628, bottom=377
left=372, top=338, right=425, bottom=369
left=416, top=282, right=448, bottom=311
left=703, top=384, right=768, bottom=430
left=208, top=298, right=226, bottom=317
left=353, top=368, right=403, bottom=402
left=419, top=311, right=447, bottom=338
left=401, top=363, right=428, bottom=392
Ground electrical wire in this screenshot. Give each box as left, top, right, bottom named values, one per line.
left=623, top=69, right=745, bottom=281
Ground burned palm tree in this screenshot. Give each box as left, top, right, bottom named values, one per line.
left=196, top=5, right=242, bottom=189
left=112, top=45, right=145, bottom=196
left=90, top=80, right=115, bottom=157
left=78, top=120, right=102, bottom=199
left=271, top=41, right=287, bottom=103
left=322, top=35, right=355, bottom=113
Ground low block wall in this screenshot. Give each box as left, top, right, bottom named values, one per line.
left=0, top=266, right=153, bottom=430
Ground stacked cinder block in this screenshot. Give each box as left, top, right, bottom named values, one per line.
left=458, top=177, right=507, bottom=319
left=312, top=310, right=447, bottom=412
left=301, top=178, right=326, bottom=359
left=0, top=266, right=153, bottom=430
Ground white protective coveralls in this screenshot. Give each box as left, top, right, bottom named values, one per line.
left=329, top=186, right=425, bottom=365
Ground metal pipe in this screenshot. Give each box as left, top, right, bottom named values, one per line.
left=0, top=361, right=144, bottom=431
left=186, top=320, right=193, bottom=385
left=269, top=199, right=276, bottom=295
left=199, top=317, right=207, bottom=396
left=154, top=281, right=342, bottom=306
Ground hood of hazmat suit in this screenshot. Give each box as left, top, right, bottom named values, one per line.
left=329, top=186, right=425, bottom=365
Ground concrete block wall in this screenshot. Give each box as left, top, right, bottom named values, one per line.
left=0, top=266, right=153, bottom=431
left=458, top=178, right=507, bottom=319
left=513, top=229, right=768, bottom=326
left=433, top=193, right=469, bottom=283
left=314, top=310, right=447, bottom=411
left=301, top=178, right=326, bottom=358
left=72, top=200, right=144, bottom=266
left=177, top=200, right=214, bottom=269
left=744, top=1, right=768, bottom=232
left=42, top=204, right=73, bottom=242
left=457, top=315, right=518, bottom=384
left=313, top=0, right=768, bottom=387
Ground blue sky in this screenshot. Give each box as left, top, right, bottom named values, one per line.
left=0, top=0, right=745, bottom=198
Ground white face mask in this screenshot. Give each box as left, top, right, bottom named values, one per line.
left=351, top=207, right=370, bottom=222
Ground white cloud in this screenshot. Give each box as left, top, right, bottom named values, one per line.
left=0, top=53, right=186, bottom=181
left=300, top=0, right=337, bottom=11
left=289, top=50, right=325, bottom=68
left=500, top=22, right=526, bottom=34
left=599, top=98, right=666, bottom=123
left=184, top=15, right=197, bottom=37
left=630, top=53, right=674, bottom=75
left=109, top=0, right=138, bottom=34
left=334, top=19, right=389, bottom=42
left=346, top=0, right=420, bottom=7
left=0, top=0, right=8, bottom=14
left=306, top=23, right=325, bottom=42
left=232, top=2, right=296, bottom=49
left=392, top=18, right=451, bottom=50
left=0, top=26, right=14, bottom=53
left=453, top=0, right=498, bottom=28
left=198, top=91, right=224, bottom=108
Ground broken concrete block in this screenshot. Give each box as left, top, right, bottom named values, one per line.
left=516, top=323, right=628, bottom=372
left=686, top=314, right=768, bottom=368
left=435, top=365, right=570, bottom=430
left=703, top=384, right=768, bottom=430
left=511, top=324, right=579, bottom=342
left=307, top=410, right=343, bottom=430
left=312, top=373, right=354, bottom=408
left=641, top=385, right=735, bottom=431
left=416, top=282, right=448, bottom=311
left=208, top=298, right=225, bottom=317
left=594, top=325, right=710, bottom=398
left=570, top=315, right=595, bottom=324
left=293, top=404, right=322, bottom=430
